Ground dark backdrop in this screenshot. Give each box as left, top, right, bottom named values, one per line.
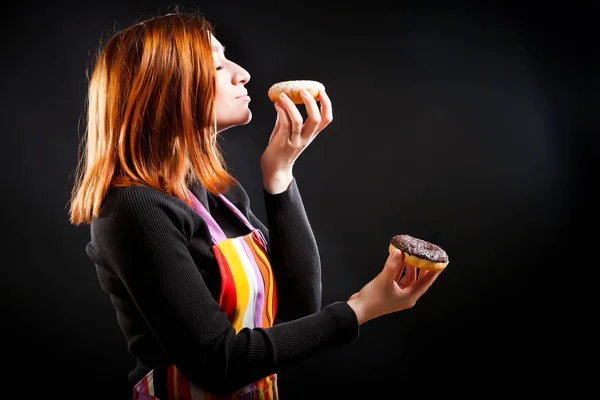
left=1, top=0, right=595, bottom=398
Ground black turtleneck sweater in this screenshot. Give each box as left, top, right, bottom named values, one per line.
left=85, top=178, right=359, bottom=396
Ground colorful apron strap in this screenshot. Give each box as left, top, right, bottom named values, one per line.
left=217, top=194, right=255, bottom=231
left=218, top=194, right=269, bottom=250
left=186, top=189, right=226, bottom=244
left=186, top=188, right=268, bottom=249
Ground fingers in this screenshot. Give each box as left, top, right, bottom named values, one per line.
left=384, top=249, right=404, bottom=281
left=317, top=89, right=333, bottom=128
left=393, top=262, right=405, bottom=282
left=278, top=89, right=333, bottom=140
left=397, top=265, right=417, bottom=289
left=274, top=101, right=289, bottom=125
left=269, top=102, right=284, bottom=144
left=278, top=93, right=304, bottom=143
left=300, top=89, right=322, bottom=137
left=271, top=101, right=291, bottom=145
left=417, top=268, right=431, bottom=280
left=411, top=270, right=443, bottom=297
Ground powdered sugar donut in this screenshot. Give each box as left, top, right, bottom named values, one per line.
left=267, top=80, right=325, bottom=104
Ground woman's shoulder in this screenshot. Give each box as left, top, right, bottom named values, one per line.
left=93, top=185, right=196, bottom=231
left=88, top=185, right=206, bottom=270
left=105, top=184, right=191, bottom=209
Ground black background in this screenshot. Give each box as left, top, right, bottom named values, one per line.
left=2, top=0, right=595, bottom=398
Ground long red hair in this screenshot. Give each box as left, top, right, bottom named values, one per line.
left=69, top=11, right=235, bottom=225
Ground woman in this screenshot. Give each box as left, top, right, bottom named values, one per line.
left=69, top=10, right=443, bottom=400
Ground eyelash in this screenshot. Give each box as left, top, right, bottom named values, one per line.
left=216, top=66, right=224, bottom=71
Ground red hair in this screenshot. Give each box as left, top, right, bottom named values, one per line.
left=69, top=11, right=235, bottom=225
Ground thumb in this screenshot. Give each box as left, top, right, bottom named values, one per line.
left=382, top=249, right=404, bottom=280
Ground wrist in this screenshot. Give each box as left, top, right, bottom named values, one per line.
left=346, top=295, right=370, bottom=326
left=262, top=168, right=293, bottom=194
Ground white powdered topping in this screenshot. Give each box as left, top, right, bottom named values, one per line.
left=268, top=80, right=325, bottom=93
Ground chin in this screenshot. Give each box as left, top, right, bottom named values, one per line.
left=217, top=111, right=252, bottom=132
left=240, top=109, right=252, bottom=125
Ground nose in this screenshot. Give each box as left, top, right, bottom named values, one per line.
left=233, top=62, right=250, bottom=85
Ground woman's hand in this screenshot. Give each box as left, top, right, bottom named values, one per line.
left=260, top=89, right=333, bottom=194
left=347, top=249, right=444, bottom=326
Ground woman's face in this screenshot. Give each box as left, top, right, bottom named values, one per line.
left=212, top=35, right=252, bottom=132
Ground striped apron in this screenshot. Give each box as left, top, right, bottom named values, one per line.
left=133, top=191, right=279, bottom=400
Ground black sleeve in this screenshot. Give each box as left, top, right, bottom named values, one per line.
left=242, top=179, right=324, bottom=321
left=92, top=186, right=358, bottom=396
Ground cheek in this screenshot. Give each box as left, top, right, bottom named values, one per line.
left=215, top=75, right=230, bottom=106
left=214, top=92, right=227, bottom=110
left=214, top=92, right=232, bottom=125
left=214, top=91, right=229, bottom=121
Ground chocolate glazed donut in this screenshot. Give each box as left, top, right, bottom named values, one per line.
left=389, top=234, right=449, bottom=271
